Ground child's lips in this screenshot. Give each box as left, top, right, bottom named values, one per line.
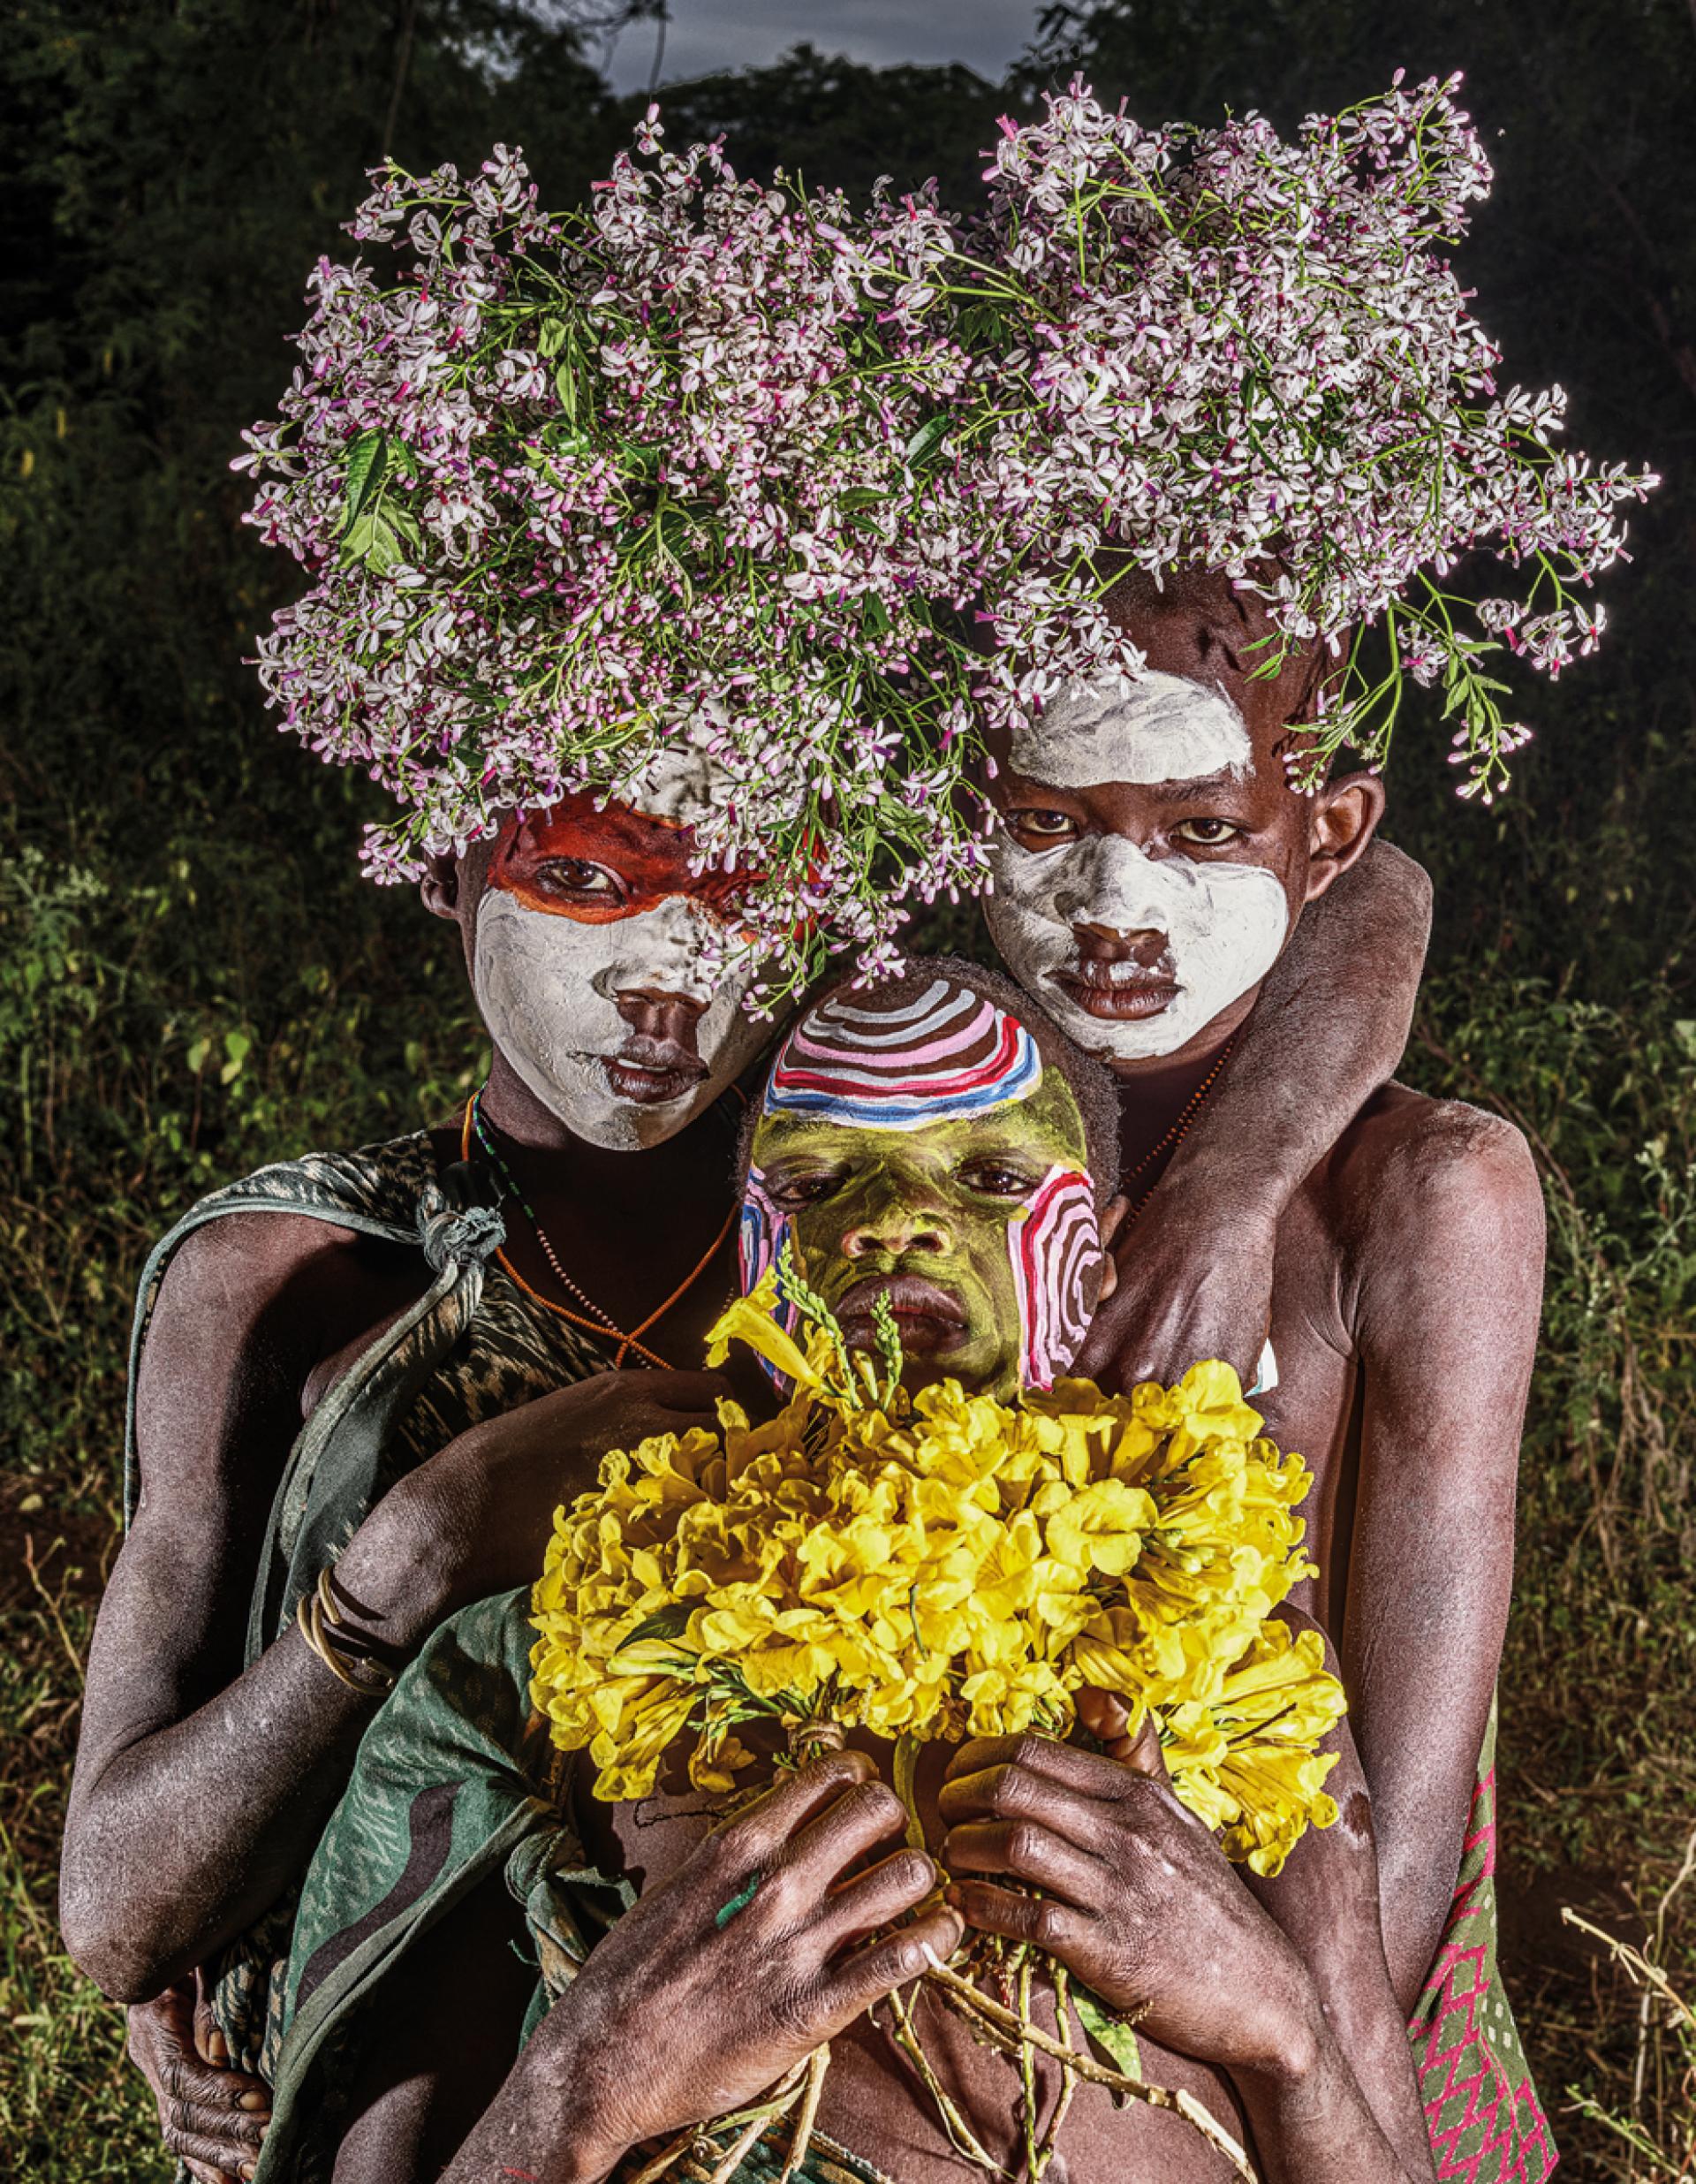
left=837, top=1272, right=968, bottom=1356
left=601, top=1042, right=708, bottom=1103
left=1051, top=961, right=1179, bottom=1020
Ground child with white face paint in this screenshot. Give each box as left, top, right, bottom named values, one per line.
left=469, top=747, right=769, bottom=1150
left=66, top=742, right=776, bottom=2163
left=980, top=563, right=1557, bottom=2178
left=986, top=669, right=1298, bottom=1063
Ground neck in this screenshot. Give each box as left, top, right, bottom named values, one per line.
left=1109, top=1022, right=1238, bottom=1194
left=475, top=1050, right=735, bottom=1210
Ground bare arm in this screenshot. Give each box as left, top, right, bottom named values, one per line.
left=1340, top=1103, right=1545, bottom=2007
left=1081, top=838, right=1433, bottom=1386
left=61, top=1215, right=723, bottom=2000
left=1241, top=1626, right=1433, bottom=2179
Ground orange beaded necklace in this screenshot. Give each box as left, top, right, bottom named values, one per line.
left=460, top=1088, right=739, bottom=1369
left=1119, top=1036, right=1237, bottom=1219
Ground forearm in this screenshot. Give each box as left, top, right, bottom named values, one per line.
left=1161, top=839, right=1431, bottom=1206
left=63, top=1626, right=377, bottom=1998
left=1237, top=2014, right=1430, bottom=2184
left=439, top=2010, right=632, bottom=2184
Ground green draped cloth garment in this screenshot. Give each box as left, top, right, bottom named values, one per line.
left=123, top=1131, right=607, bottom=2097
left=255, top=1589, right=1556, bottom=2184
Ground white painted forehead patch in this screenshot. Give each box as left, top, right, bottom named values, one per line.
left=620, top=741, right=726, bottom=826
left=1009, top=670, right=1253, bottom=791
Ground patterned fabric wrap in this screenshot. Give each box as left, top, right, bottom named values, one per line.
left=1408, top=1706, right=1557, bottom=2180
left=257, top=1590, right=886, bottom=2184
left=763, top=976, right=1041, bottom=1127
left=259, top=1593, right=1552, bottom=2183
left=122, top=1133, right=606, bottom=2116
left=1007, top=1164, right=1100, bottom=1392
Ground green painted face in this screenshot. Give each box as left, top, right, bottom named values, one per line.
left=748, top=1065, right=1095, bottom=1402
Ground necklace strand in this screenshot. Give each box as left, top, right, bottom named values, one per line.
left=461, top=1090, right=736, bottom=1369
left=1121, top=1036, right=1237, bottom=1217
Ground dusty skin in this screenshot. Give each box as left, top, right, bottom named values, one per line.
left=64, top=785, right=1427, bottom=2180
left=309, top=967, right=1442, bottom=2183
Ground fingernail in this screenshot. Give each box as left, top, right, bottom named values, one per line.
left=259, top=2122, right=271, bottom=2140
left=240, top=2167, right=256, bottom=2181
left=238, top=2091, right=269, bottom=2113
left=206, top=2029, right=229, bottom=2064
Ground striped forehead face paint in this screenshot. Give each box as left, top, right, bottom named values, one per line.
left=762, top=976, right=1041, bottom=1129
left=746, top=974, right=1104, bottom=1397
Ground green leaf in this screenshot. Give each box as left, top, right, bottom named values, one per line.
left=903, top=414, right=951, bottom=466
left=1071, top=1984, right=1142, bottom=2104
left=535, top=315, right=571, bottom=359
left=341, top=428, right=390, bottom=535
left=619, top=1600, right=693, bottom=1649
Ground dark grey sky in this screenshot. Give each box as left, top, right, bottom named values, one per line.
left=602, top=1, right=1047, bottom=95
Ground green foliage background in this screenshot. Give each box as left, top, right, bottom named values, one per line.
left=2, top=1, right=1692, bottom=2172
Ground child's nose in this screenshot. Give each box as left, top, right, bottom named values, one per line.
left=1071, top=920, right=1169, bottom=965
left=841, top=1201, right=951, bottom=1259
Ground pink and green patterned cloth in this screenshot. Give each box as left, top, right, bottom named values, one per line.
left=1409, top=1706, right=1556, bottom=2180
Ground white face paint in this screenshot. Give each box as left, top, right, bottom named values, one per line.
left=470, top=752, right=768, bottom=1150
left=986, top=671, right=1291, bottom=1062
left=1010, top=669, right=1253, bottom=789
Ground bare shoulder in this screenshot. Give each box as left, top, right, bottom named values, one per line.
left=147, top=1203, right=422, bottom=1345
left=132, top=1209, right=428, bottom=1508
left=1319, top=1082, right=1545, bottom=1316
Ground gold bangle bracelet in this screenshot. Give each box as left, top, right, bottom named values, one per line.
left=294, top=1568, right=399, bottom=1698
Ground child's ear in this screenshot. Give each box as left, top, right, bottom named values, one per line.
left=1094, top=1194, right=1132, bottom=1302
left=1305, top=773, right=1385, bottom=905
left=420, top=853, right=461, bottom=921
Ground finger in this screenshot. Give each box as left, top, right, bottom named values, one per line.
left=936, top=1761, right=1118, bottom=1854
left=160, top=2115, right=267, bottom=2178
left=160, top=2098, right=269, bottom=2153
left=815, top=1847, right=937, bottom=1949
left=780, top=1777, right=912, bottom=1889
left=943, top=1817, right=1105, bottom=1903
left=829, top=1905, right=965, bottom=2016
left=183, top=2159, right=246, bottom=2184
left=159, top=2044, right=272, bottom=2117
left=715, top=1749, right=876, bottom=1866
left=942, top=1732, right=1132, bottom=1804
left=183, top=2160, right=238, bottom=2184
left=192, top=1971, right=228, bottom=2069
left=1076, top=1687, right=1168, bottom=1778
left=950, top=1878, right=1090, bottom=1958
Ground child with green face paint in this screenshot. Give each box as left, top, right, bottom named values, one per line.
left=251, top=956, right=1437, bottom=2184
left=738, top=960, right=1125, bottom=1402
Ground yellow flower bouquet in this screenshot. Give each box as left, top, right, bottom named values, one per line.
left=529, top=1266, right=1344, bottom=2178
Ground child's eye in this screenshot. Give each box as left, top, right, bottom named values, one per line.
left=1171, top=817, right=1244, bottom=847
left=766, top=1168, right=848, bottom=1210
left=535, top=857, right=625, bottom=902
left=1007, top=808, right=1081, bottom=845
left=958, top=1158, right=1040, bottom=1199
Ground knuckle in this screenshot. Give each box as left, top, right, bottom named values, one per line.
left=1033, top=1900, right=1070, bottom=1949
left=890, top=1849, right=934, bottom=1896
left=1010, top=1733, right=1049, bottom=1773
left=987, top=1766, right=1029, bottom=1816
left=852, top=1780, right=904, bottom=1830
left=1005, top=1821, right=1044, bottom=1872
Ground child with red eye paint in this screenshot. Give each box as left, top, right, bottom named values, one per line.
left=64, top=724, right=1431, bottom=2181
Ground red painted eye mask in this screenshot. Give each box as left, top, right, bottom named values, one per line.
left=488, top=792, right=761, bottom=925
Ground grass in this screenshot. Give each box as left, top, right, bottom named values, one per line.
left=2, top=943, right=1692, bottom=2179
